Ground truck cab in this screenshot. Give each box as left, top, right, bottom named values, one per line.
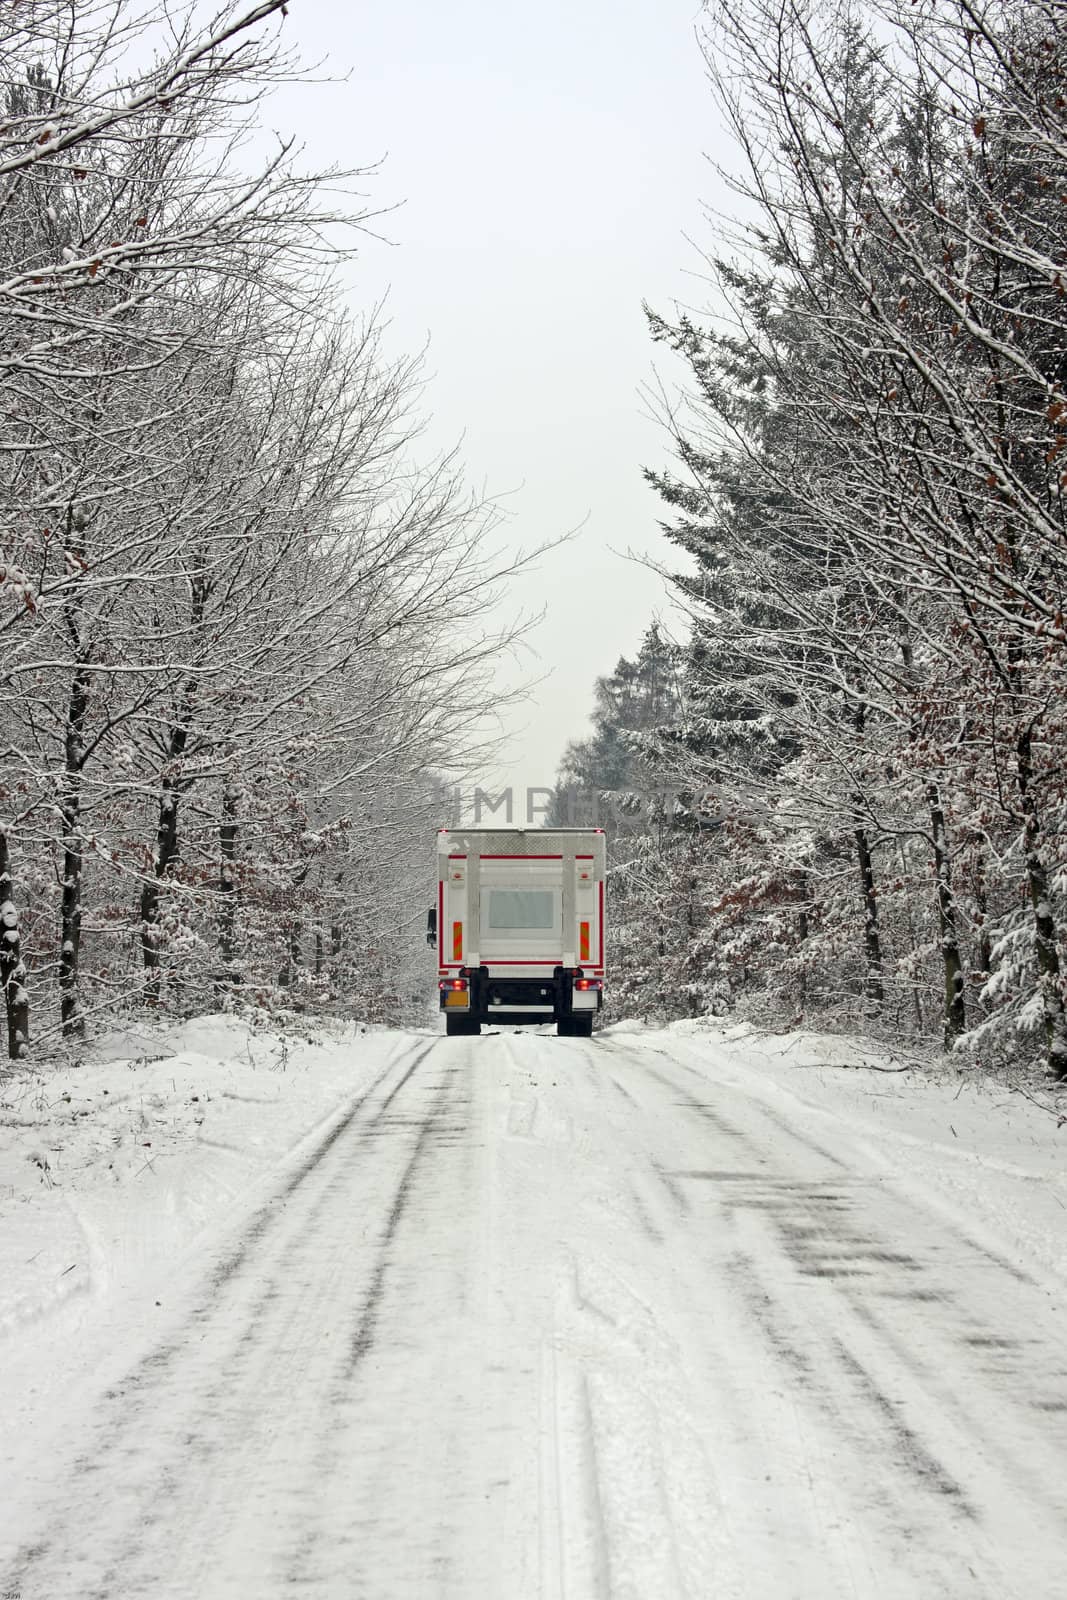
left=429, top=827, right=605, bottom=1037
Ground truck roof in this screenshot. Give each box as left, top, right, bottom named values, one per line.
left=437, top=827, right=607, bottom=858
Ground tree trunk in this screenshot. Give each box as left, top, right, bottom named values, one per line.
left=280, top=922, right=301, bottom=989
left=141, top=697, right=195, bottom=1001
left=927, top=783, right=965, bottom=1047
left=973, top=857, right=993, bottom=987
left=59, top=661, right=90, bottom=1038
left=1016, top=728, right=1067, bottom=1079
left=0, top=826, right=29, bottom=1059
left=140, top=773, right=182, bottom=1004
left=795, top=866, right=813, bottom=1018
left=329, top=872, right=344, bottom=987
left=854, top=825, right=884, bottom=1013
left=280, top=856, right=312, bottom=992
left=142, top=579, right=204, bottom=1001
left=216, top=782, right=239, bottom=997
left=896, top=841, right=924, bottom=1036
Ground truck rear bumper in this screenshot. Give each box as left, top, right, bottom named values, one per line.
left=439, top=968, right=602, bottom=1025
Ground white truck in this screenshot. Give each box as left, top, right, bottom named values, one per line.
left=428, top=827, right=606, bottom=1036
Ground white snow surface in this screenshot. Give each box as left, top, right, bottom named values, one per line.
left=1, top=1014, right=1066, bottom=1598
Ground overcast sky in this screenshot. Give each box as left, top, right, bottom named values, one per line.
left=274, top=0, right=725, bottom=808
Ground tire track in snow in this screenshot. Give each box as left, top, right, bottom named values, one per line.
left=538, top=1340, right=612, bottom=1600
left=8, top=1025, right=1067, bottom=1597
left=666, top=1154, right=1064, bottom=1594
left=0, top=1042, right=438, bottom=1598
left=711, top=1237, right=1001, bottom=1598
left=714, top=1151, right=1067, bottom=1531
left=605, top=1072, right=637, bottom=1105
left=342, top=1061, right=458, bottom=1378
left=276, top=1055, right=469, bottom=1592
left=277, top=1045, right=499, bottom=1598
left=545, top=1251, right=747, bottom=1600
left=639, top=1048, right=854, bottom=1173
left=718, top=1182, right=983, bottom=1523
left=139, top=1039, right=451, bottom=1598
left=830, top=1335, right=975, bottom=1511
left=587, top=1036, right=1067, bottom=1595
left=638, top=1061, right=749, bottom=1141
left=594, top=1052, right=1037, bottom=1590
left=840, top=1291, right=1067, bottom=1527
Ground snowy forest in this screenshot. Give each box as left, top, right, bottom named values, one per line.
left=0, top=0, right=521, bottom=1057
left=558, top=0, right=1067, bottom=1078
left=3, top=0, right=1066, bottom=1078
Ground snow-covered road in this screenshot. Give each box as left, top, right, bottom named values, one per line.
left=2, top=1025, right=1066, bottom=1598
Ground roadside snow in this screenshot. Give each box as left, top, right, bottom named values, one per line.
left=4, top=1014, right=1062, bottom=1354
left=607, top=1018, right=1067, bottom=1291
left=2, top=1018, right=1066, bottom=1598
left=0, top=1015, right=413, bottom=1340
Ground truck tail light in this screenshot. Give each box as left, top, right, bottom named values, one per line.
left=440, top=978, right=468, bottom=992
left=575, top=978, right=602, bottom=992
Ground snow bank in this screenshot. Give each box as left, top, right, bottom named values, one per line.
left=617, top=1020, right=1067, bottom=1292
left=0, top=1015, right=399, bottom=1342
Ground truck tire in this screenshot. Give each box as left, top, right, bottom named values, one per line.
left=446, top=1015, right=481, bottom=1037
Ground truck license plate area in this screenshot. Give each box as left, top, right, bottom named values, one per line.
left=443, top=991, right=469, bottom=1008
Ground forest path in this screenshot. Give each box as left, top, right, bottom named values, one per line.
left=1, top=1027, right=1066, bottom=1598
